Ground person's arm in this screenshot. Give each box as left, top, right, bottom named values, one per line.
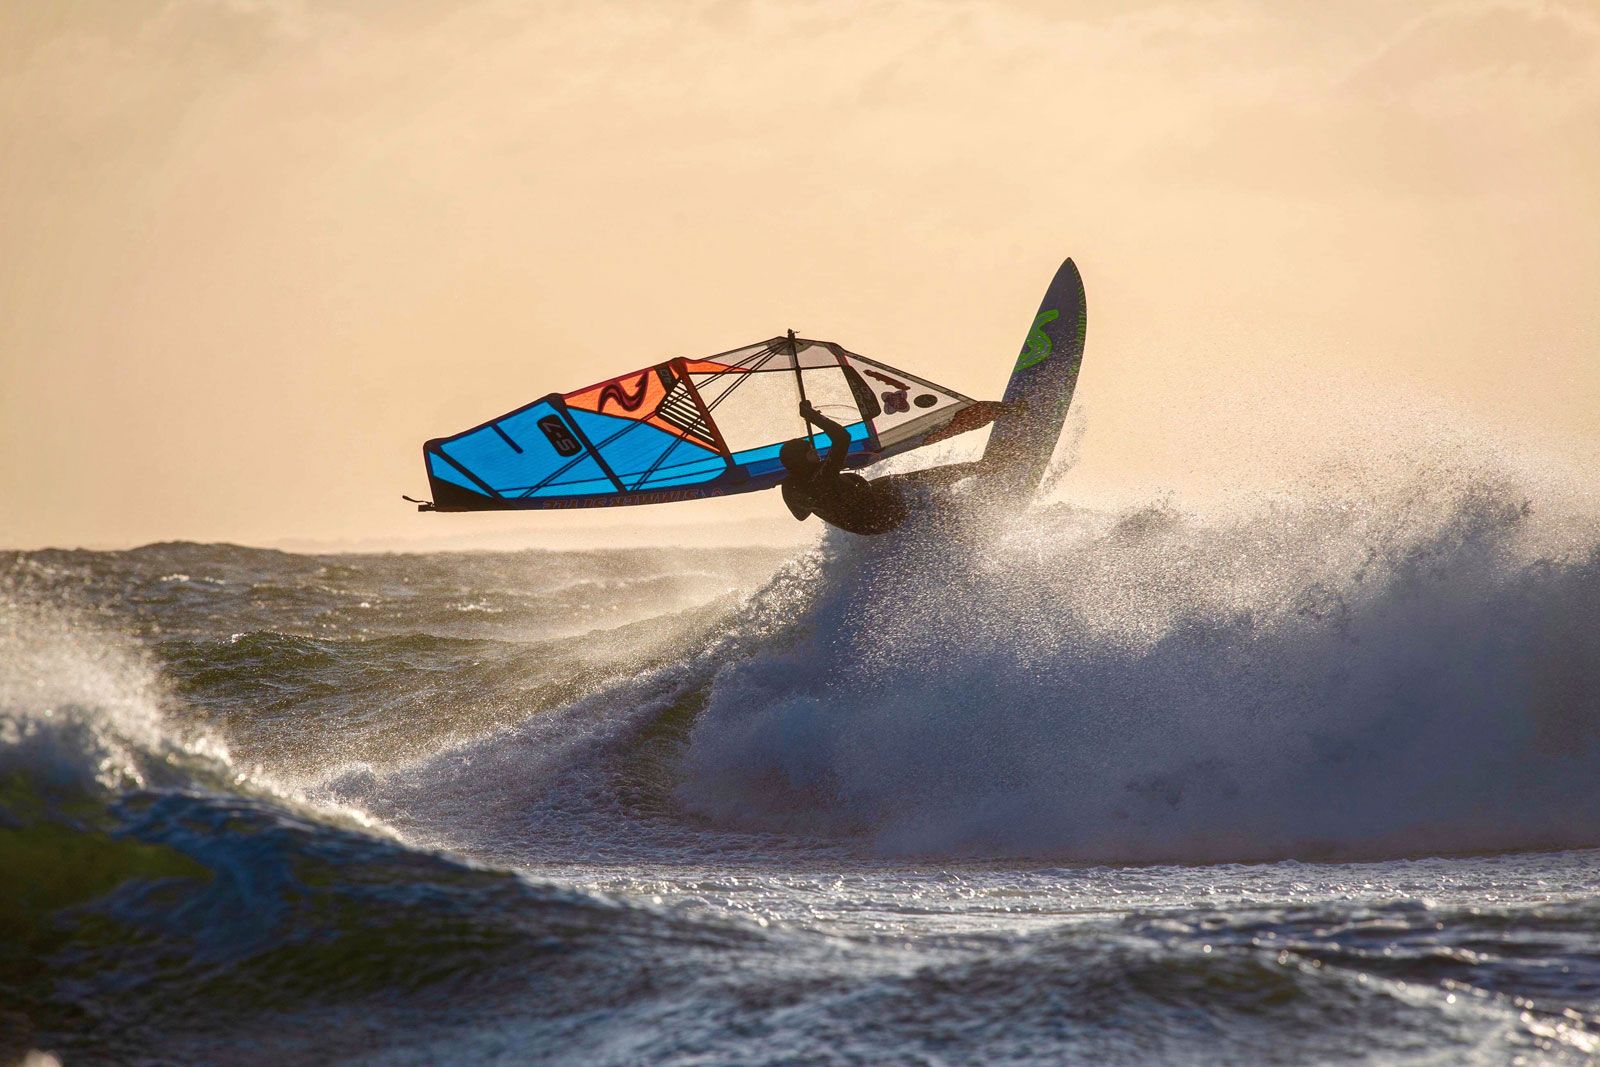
left=799, top=401, right=851, bottom=476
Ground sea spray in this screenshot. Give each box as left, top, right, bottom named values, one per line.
left=4, top=536, right=1600, bottom=1063
left=0, top=562, right=725, bottom=1065
left=0, top=572, right=227, bottom=797
left=678, top=460, right=1600, bottom=862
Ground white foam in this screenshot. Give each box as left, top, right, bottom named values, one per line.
left=0, top=580, right=390, bottom=837
left=677, top=428, right=1600, bottom=862
left=0, top=586, right=207, bottom=793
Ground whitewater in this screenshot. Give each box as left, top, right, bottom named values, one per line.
left=5, top=439, right=1600, bottom=1064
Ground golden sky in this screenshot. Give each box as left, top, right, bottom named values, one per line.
left=2, top=0, right=1597, bottom=550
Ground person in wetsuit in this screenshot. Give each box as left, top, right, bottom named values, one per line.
left=780, top=401, right=909, bottom=536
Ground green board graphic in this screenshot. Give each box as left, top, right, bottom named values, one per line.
left=1015, top=309, right=1061, bottom=370
left=980, top=258, right=1088, bottom=500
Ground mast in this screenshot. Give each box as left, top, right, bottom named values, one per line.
left=788, top=328, right=808, bottom=435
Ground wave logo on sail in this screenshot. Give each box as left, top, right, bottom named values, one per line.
left=598, top=372, right=654, bottom=414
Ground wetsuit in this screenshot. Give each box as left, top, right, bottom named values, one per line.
left=780, top=407, right=908, bottom=536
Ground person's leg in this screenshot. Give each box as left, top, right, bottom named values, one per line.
left=872, top=461, right=983, bottom=494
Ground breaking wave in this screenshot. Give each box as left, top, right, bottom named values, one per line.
left=0, top=572, right=760, bottom=1065
left=678, top=453, right=1600, bottom=862
left=7, top=446, right=1600, bottom=1064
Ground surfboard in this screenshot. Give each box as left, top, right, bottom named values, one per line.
left=979, top=258, right=1088, bottom=500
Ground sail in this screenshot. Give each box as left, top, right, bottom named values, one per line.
left=422, top=336, right=984, bottom=511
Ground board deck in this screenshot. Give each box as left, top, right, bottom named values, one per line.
left=979, top=258, right=1088, bottom=500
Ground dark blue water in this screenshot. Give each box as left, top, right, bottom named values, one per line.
left=6, top=469, right=1600, bottom=1064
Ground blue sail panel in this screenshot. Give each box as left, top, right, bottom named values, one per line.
left=565, top=408, right=728, bottom=491
left=428, top=451, right=484, bottom=494
left=432, top=400, right=613, bottom=500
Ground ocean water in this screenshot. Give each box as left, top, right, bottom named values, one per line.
left=6, top=464, right=1600, bottom=1065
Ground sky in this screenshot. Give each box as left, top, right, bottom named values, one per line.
left=2, top=0, right=1597, bottom=550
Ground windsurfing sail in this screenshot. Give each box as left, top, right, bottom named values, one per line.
left=420, top=335, right=995, bottom=511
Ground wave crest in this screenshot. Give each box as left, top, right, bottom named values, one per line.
left=678, top=463, right=1600, bottom=862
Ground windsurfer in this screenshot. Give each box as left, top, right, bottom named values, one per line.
left=779, top=401, right=910, bottom=536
